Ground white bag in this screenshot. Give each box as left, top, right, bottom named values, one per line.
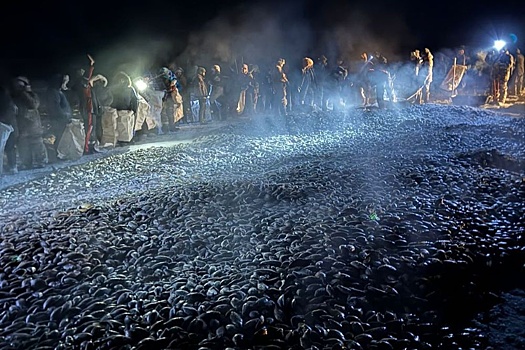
left=116, top=110, right=135, bottom=142
left=57, top=119, right=85, bottom=160
left=135, top=97, right=149, bottom=131
left=101, top=106, right=118, bottom=147
left=141, top=90, right=163, bottom=129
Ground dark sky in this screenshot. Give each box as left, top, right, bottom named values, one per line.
left=1, top=0, right=524, bottom=80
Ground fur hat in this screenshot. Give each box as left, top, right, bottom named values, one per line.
left=302, top=57, right=314, bottom=69
left=114, top=71, right=132, bottom=87
left=15, top=76, right=30, bottom=86
left=13, top=76, right=30, bottom=90
left=159, top=67, right=176, bottom=81
left=89, top=74, right=108, bottom=87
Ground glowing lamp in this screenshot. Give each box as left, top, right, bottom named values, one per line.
left=135, top=79, right=148, bottom=91
left=494, top=40, right=506, bottom=51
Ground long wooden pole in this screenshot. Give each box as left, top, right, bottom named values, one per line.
left=452, top=57, right=457, bottom=96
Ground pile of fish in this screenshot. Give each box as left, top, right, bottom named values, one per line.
left=0, top=104, right=524, bottom=349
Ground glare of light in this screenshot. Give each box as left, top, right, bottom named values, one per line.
left=494, top=40, right=506, bottom=51
left=135, top=79, right=148, bottom=91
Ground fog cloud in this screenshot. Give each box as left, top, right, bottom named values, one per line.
left=89, top=1, right=422, bottom=79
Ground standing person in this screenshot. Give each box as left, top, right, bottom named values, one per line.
left=454, top=46, right=471, bottom=93
left=89, top=74, right=112, bottom=146
left=159, top=67, right=182, bottom=133
left=356, top=52, right=372, bottom=106
left=298, top=57, right=317, bottom=109
left=491, top=48, right=514, bottom=104
left=109, top=71, right=139, bottom=145
left=455, top=46, right=470, bottom=66
left=68, top=54, right=95, bottom=153
left=417, top=48, right=434, bottom=103
left=316, top=55, right=330, bottom=111
left=329, top=59, right=348, bottom=111
left=256, top=64, right=273, bottom=114
left=0, top=86, right=18, bottom=174
left=45, top=74, right=72, bottom=153
left=512, top=48, right=524, bottom=96
left=368, top=52, right=396, bottom=108
left=174, top=68, right=192, bottom=123
left=249, top=64, right=261, bottom=114
left=236, top=63, right=258, bottom=117
left=207, top=64, right=225, bottom=120
left=410, top=50, right=423, bottom=77
left=193, top=67, right=208, bottom=124
left=138, top=71, right=164, bottom=134
left=10, top=76, right=48, bottom=170
left=84, top=54, right=95, bottom=153
left=271, top=58, right=289, bottom=117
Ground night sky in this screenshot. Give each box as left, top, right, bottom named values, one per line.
left=1, top=0, right=524, bottom=80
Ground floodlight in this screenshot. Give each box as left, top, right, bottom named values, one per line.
left=494, top=40, right=506, bottom=51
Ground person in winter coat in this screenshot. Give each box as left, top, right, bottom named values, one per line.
left=271, top=58, right=288, bottom=117
left=158, top=67, right=182, bottom=133
left=316, top=55, right=330, bottom=111
left=10, top=76, right=48, bottom=170
left=110, top=71, right=139, bottom=145
left=46, top=74, right=72, bottom=151
left=298, top=57, right=317, bottom=108
left=254, top=64, right=272, bottom=114
left=329, top=59, right=348, bottom=111
left=110, top=72, right=138, bottom=113
left=68, top=54, right=96, bottom=153
left=249, top=64, right=261, bottom=114
left=174, top=68, right=192, bottom=123
left=193, top=67, right=208, bottom=124
left=368, top=52, right=396, bottom=108
left=0, top=86, right=18, bottom=174
left=416, top=48, right=433, bottom=104
left=207, top=64, right=225, bottom=120
left=512, top=48, right=524, bottom=96
left=491, top=49, right=514, bottom=104
left=236, top=63, right=258, bottom=117
left=410, top=50, right=423, bottom=77
left=357, top=52, right=372, bottom=106
left=90, top=74, right=112, bottom=145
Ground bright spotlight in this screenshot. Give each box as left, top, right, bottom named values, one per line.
left=135, top=79, right=148, bottom=91
left=494, top=40, right=506, bottom=51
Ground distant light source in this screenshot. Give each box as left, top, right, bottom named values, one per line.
left=494, top=40, right=506, bottom=51
left=135, top=79, right=148, bottom=91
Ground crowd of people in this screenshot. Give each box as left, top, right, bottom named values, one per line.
left=0, top=44, right=524, bottom=176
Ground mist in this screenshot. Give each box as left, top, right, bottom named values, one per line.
left=83, top=0, right=419, bottom=81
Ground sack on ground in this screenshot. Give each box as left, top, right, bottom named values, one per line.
left=135, top=97, right=149, bottom=131
left=116, top=110, right=135, bottom=142
left=101, top=107, right=118, bottom=146
left=57, top=119, right=85, bottom=160
left=141, top=90, right=163, bottom=129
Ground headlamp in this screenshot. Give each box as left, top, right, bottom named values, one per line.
left=134, top=79, right=148, bottom=92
